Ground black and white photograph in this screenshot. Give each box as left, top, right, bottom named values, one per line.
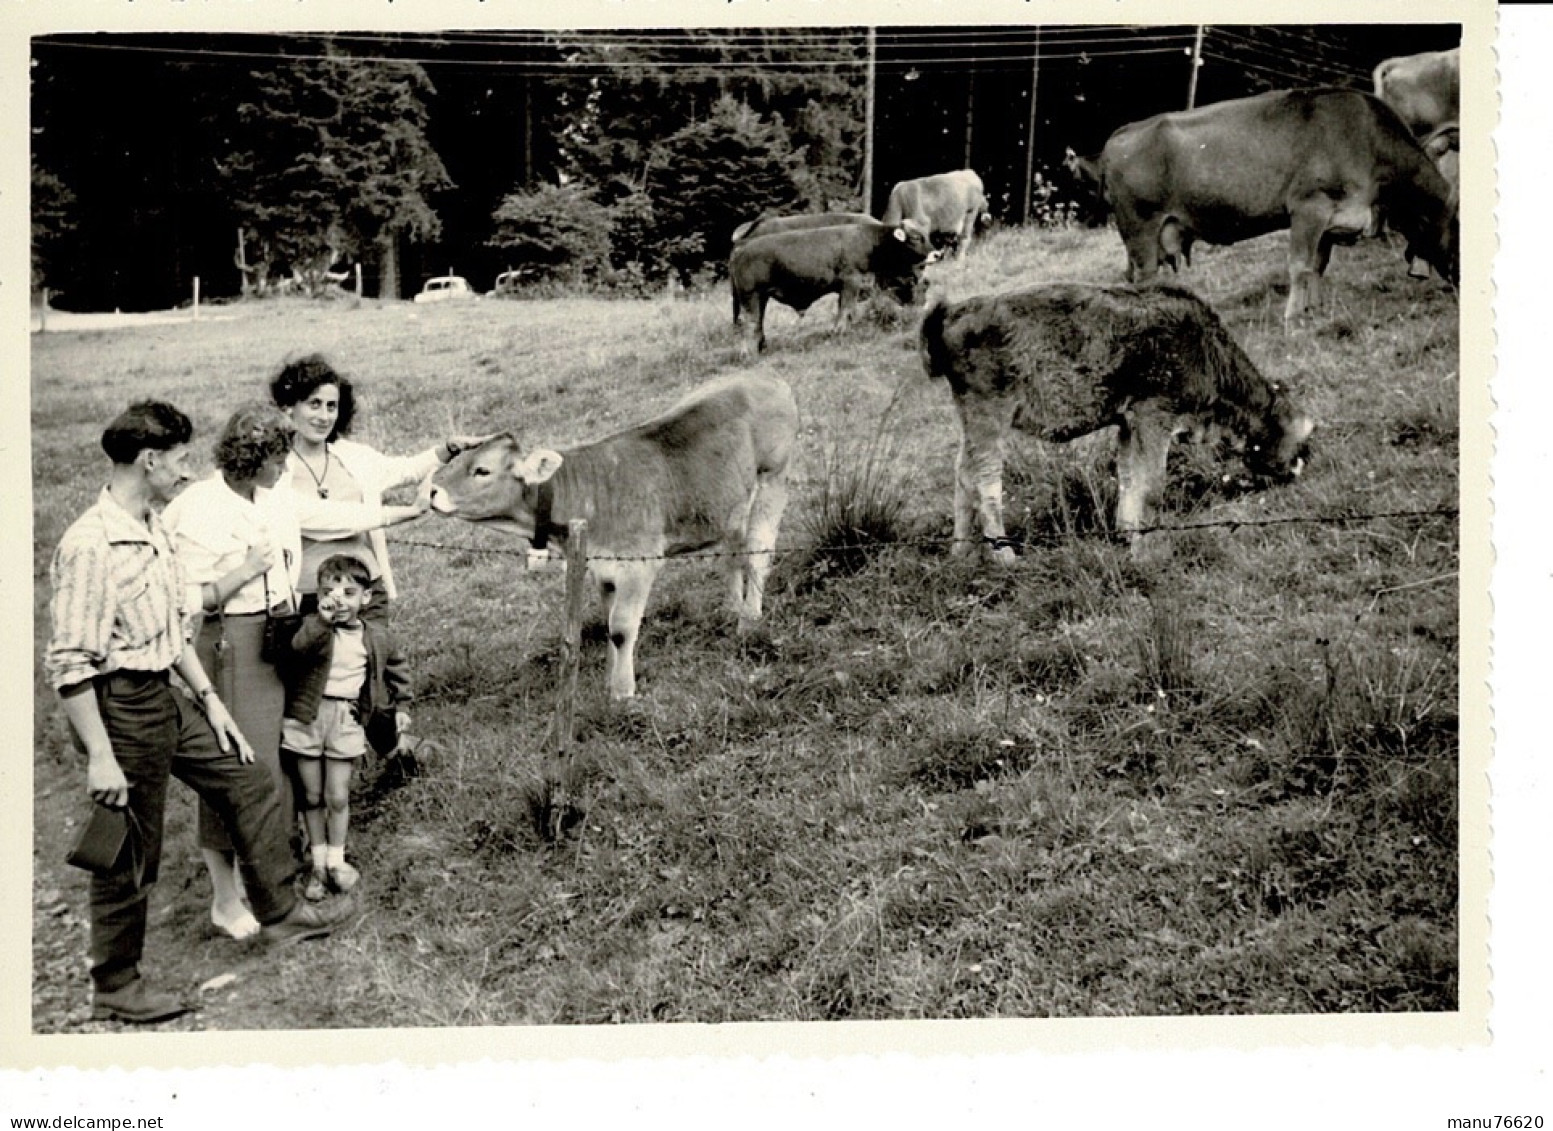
left=5, top=0, right=1530, bottom=1119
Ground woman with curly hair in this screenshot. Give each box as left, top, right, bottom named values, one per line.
left=269, top=354, right=472, bottom=620
left=162, top=403, right=303, bottom=939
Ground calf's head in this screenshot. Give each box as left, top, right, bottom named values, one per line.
left=429, top=434, right=565, bottom=543
left=1243, top=386, right=1315, bottom=482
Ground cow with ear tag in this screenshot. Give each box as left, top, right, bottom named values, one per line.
left=428, top=373, right=799, bottom=700
left=730, top=217, right=939, bottom=355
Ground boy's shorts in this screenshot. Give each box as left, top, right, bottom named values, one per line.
left=283, top=698, right=367, bottom=761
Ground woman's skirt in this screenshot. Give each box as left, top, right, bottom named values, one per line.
left=194, top=613, right=292, bottom=854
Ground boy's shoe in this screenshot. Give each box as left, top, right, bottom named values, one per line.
left=92, top=978, right=193, bottom=1024
left=326, top=860, right=360, bottom=894
left=300, top=868, right=328, bottom=903
left=260, top=892, right=356, bottom=949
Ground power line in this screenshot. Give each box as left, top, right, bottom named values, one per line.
left=32, top=35, right=1200, bottom=74
left=1207, top=27, right=1373, bottom=86
left=1201, top=47, right=1336, bottom=92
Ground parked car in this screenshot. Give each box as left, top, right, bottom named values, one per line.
left=493, top=269, right=524, bottom=296
left=413, top=276, right=477, bottom=304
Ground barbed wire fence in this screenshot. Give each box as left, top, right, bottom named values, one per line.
left=387, top=503, right=1459, bottom=565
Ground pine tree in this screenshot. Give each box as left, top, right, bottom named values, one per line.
left=220, top=46, right=452, bottom=298
left=31, top=160, right=76, bottom=294
left=646, top=97, right=811, bottom=284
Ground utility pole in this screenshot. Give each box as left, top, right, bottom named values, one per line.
left=963, top=56, right=976, bottom=169
left=1186, top=25, right=1206, bottom=109
left=523, top=74, right=535, bottom=188
left=862, top=27, right=876, bottom=213
left=1022, top=27, right=1042, bottom=224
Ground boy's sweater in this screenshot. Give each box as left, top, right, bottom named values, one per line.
left=280, top=612, right=411, bottom=729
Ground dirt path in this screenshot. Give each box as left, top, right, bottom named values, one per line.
left=32, top=751, right=366, bottom=1033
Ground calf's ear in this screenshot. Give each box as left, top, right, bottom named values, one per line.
left=516, top=448, right=563, bottom=484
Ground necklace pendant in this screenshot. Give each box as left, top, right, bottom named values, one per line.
left=317, top=487, right=329, bottom=499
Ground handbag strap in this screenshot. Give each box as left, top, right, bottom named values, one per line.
left=261, top=549, right=297, bottom=615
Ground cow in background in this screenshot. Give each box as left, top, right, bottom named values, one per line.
left=881, top=170, right=992, bottom=259
left=729, top=219, right=937, bottom=354
left=1099, top=88, right=1457, bottom=321
left=428, top=374, right=799, bottom=700
left=920, top=283, right=1313, bottom=562
left=1374, top=47, right=1461, bottom=194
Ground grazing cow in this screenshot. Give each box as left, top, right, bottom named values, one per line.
left=1374, top=47, right=1461, bottom=195
left=881, top=170, right=992, bottom=259
left=731, top=211, right=876, bottom=246
left=428, top=374, right=799, bottom=699
left=1061, top=147, right=1109, bottom=226
left=1099, top=88, right=1458, bottom=320
left=919, top=283, right=1314, bottom=562
left=729, top=219, right=937, bottom=354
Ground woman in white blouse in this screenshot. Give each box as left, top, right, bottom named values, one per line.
left=162, top=404, right=302, bottom=940
left=268, top=354, right=469, bottom=618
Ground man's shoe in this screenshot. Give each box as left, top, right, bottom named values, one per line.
left=91, top=979, right=193, bottom=1024
left=260, top=892, right=356, bottom=948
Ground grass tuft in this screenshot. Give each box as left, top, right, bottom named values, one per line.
left=794, top=431, right=915, bottom=588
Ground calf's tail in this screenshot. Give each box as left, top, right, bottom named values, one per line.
left=918, top=296, right=955, bottom=380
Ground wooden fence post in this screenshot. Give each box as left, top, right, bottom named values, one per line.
left=546, top=521, right=588, bottom=800
left=192, top=276, right=201, bottom=322
left=38, top=288, right=48, bottom=334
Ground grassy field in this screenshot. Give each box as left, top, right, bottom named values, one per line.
left=29, top=223, right=1461, bottom=1029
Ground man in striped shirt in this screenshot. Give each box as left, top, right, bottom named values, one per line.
left=46, top=401, right=355, bottom=1025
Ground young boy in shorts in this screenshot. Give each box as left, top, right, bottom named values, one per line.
left=279, top=553, right=411, bottom=899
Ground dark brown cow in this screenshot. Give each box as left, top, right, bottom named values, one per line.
left=1374, top=47, right=1461, bottom=195
left=731, top=212, right=876, bottom=246
left=428, top=374, right=799, bottom=699
left=920, top=283, right=1314, bottom=561
left=1100, top=88, right=1458, bottom=320
left=729, top=219, right=938, bottom=354
left=881, top=170, right=991, bottom=259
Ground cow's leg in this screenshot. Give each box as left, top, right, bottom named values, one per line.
left=1284, top=203, right=1334, bottom=322
left=736, top=289, right=764, bottom=357
left=836, top=277, right=859, bottom=333
left=752, top=294, right=770, bottom=355
left=956, top=214, right=975, bottom=260
left=954, top=398, right=1016, bottom=564
left=1114, top=405, right=1175, bottom=553
left=952, top=438, right=978, bottom=555
left=598, top=562, right=660, bottom=700
left=738, top=472, right=789, bottom=624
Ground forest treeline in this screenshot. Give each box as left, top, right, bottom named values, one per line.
left=30, top=25, right=1459, bottom=310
